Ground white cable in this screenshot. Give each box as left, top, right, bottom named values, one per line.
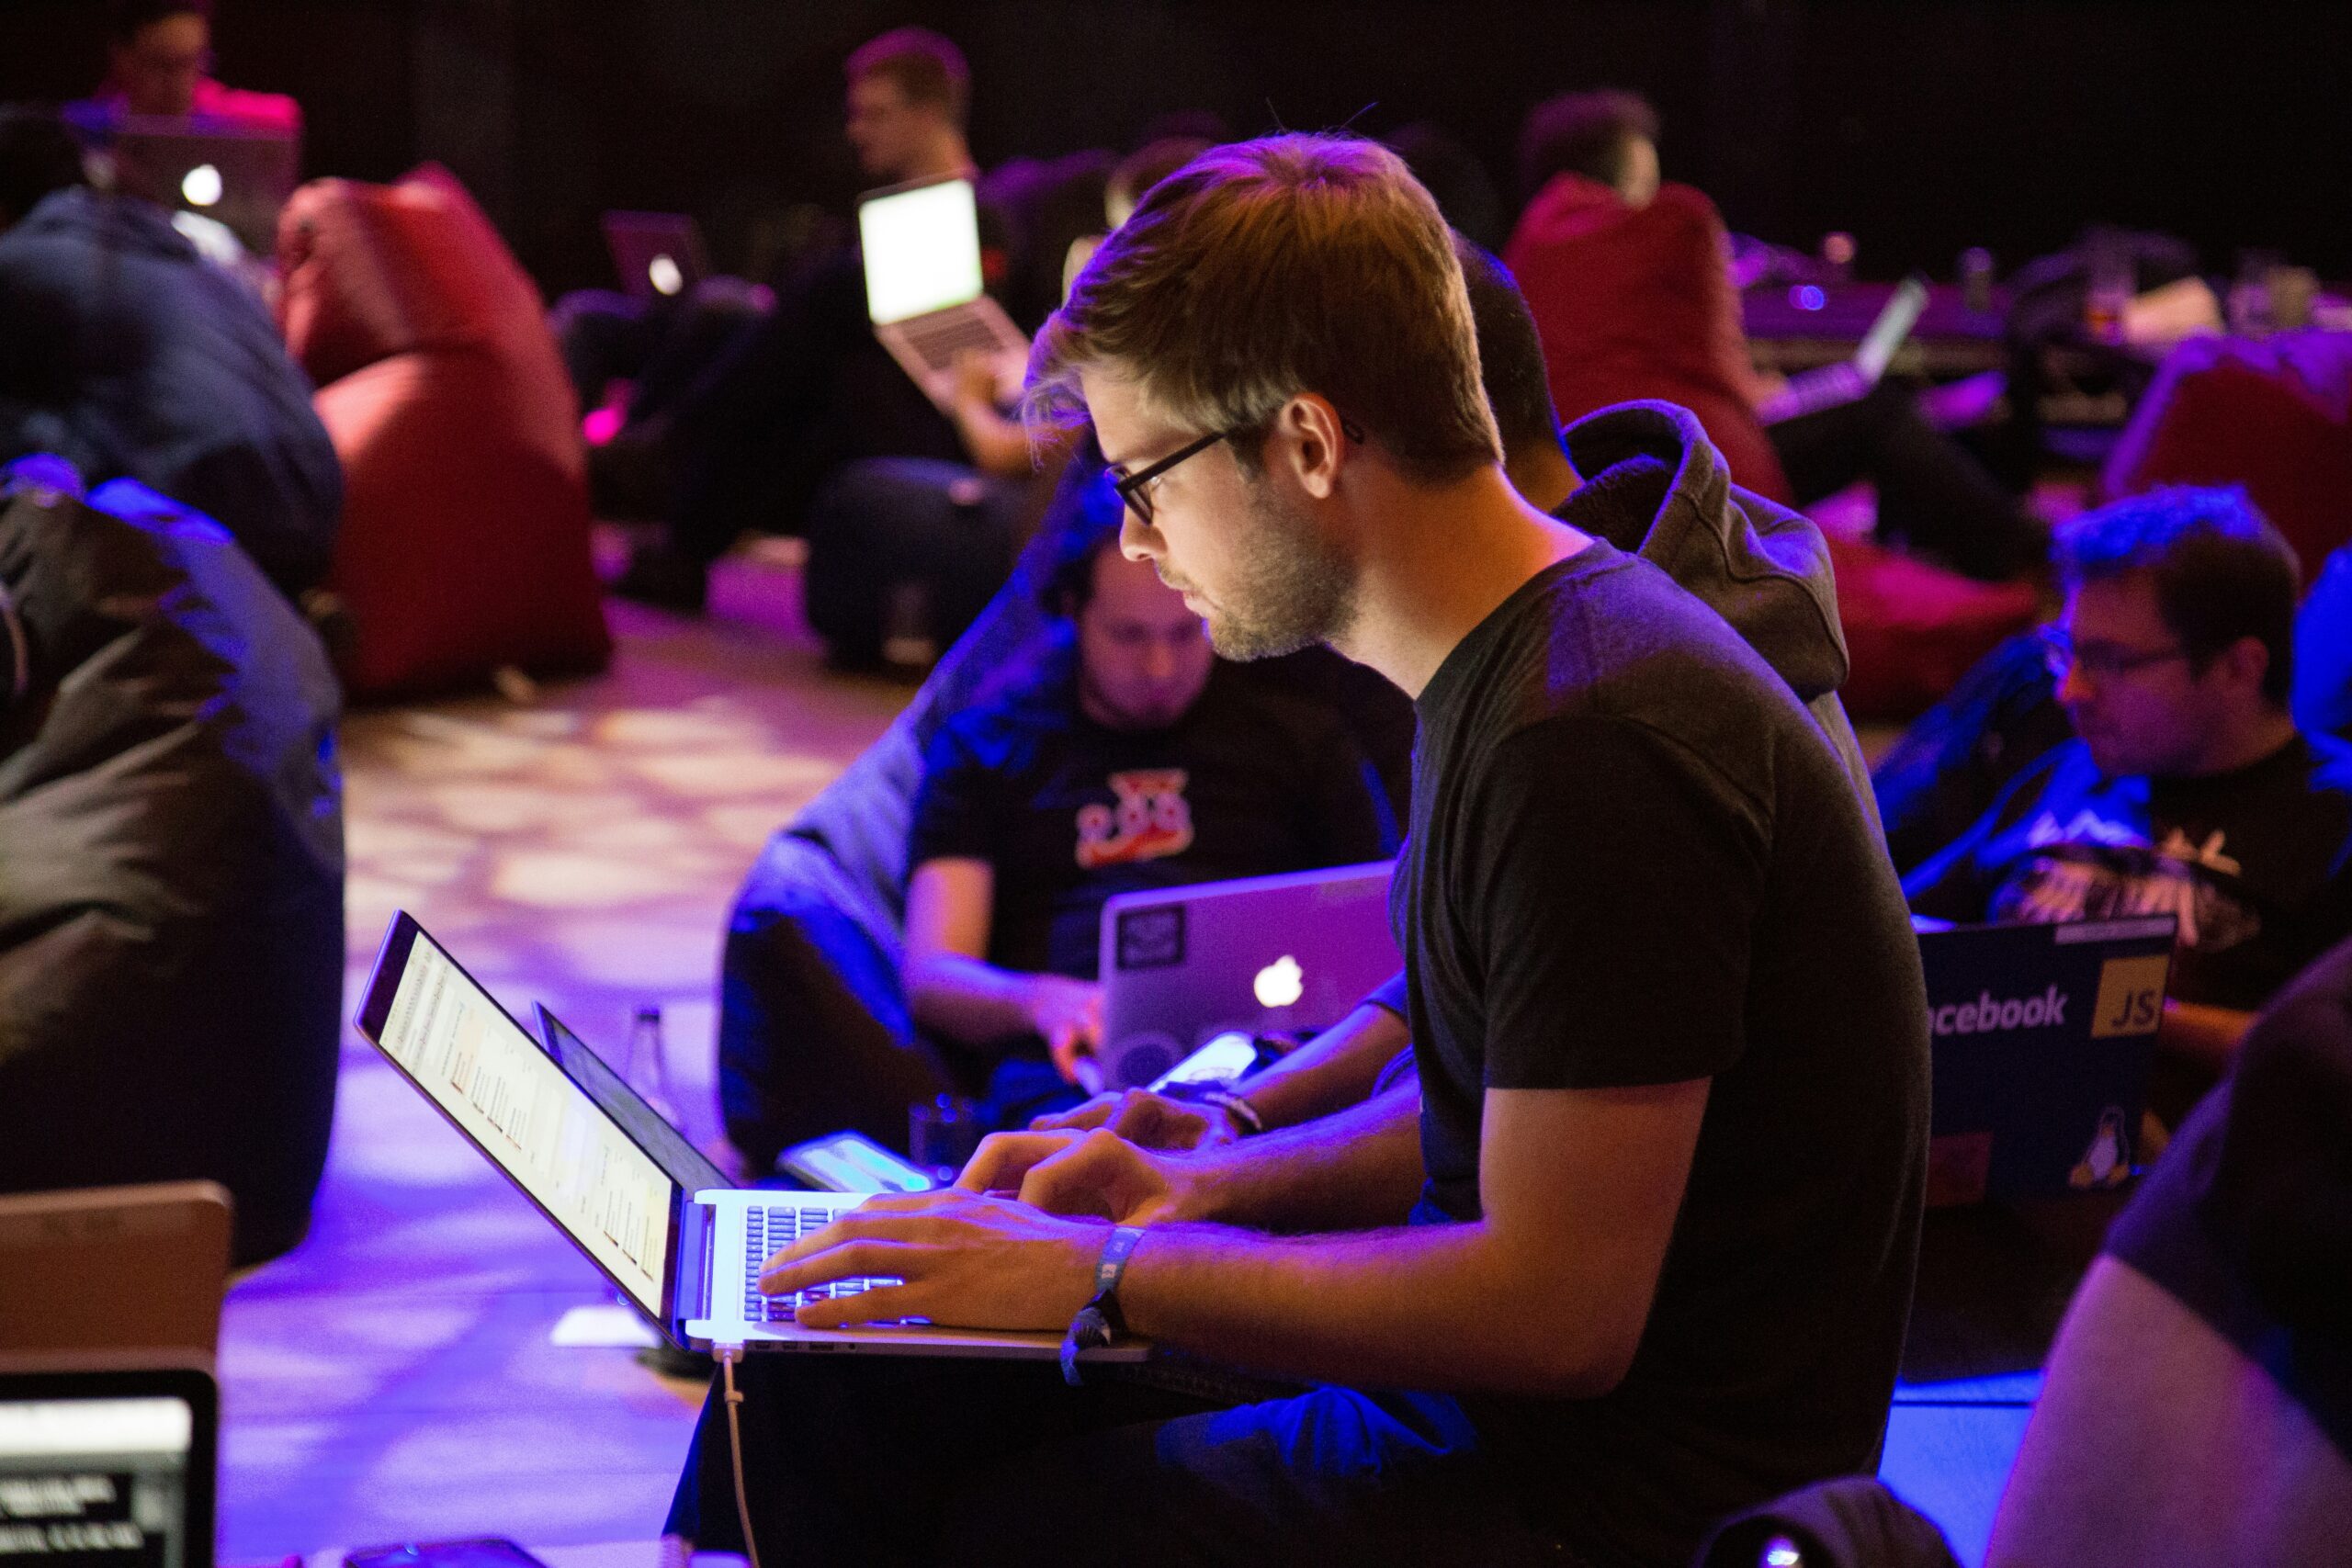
left=718, top=1346, right=764, bottom=1568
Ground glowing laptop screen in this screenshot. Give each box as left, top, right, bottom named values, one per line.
left=376, top=935, right=674, bottom=1315
left=859, top=178, right=985, bottom=325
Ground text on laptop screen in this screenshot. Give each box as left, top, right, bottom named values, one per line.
left=378, top=937, right=673, bottom=1314
left=0, top=1398, right=193, bottom=1568
left=859, top=179, right=985, bottom=324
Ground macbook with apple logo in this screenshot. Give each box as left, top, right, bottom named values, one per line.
left=1097, top=862, right=1401, bottom=1090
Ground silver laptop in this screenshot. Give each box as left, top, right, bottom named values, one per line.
left=857, top=175, right=1029, bottom=411
left=1098, top=863, right=1402, bottom=1090
left=104, top=116, right=299, bottom=256
left=355, top=912, right=1140, bottom=1362
left=602, top=210, right=707, bottom=302
left=1758, top=274, right=1931, bottom=424
left=1917, top=914, right=2177, bottom=1205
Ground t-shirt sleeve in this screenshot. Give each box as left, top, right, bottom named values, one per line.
left=1470, top=716, right=1768, bottom=1089
left=1366, top=970, right=1410, bottom=1019
left=907, top=723, right=1001, bottom=868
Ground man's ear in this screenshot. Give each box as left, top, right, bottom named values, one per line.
left=2220, top=634, right=2273, bottom=701
left=1273, top=395, right=1350, bottom=501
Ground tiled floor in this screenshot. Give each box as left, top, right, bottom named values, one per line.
left=215, top=546, right=2036, bottom=1563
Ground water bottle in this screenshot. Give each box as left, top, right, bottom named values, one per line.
left=622, top=1003, right=683, bottom=1129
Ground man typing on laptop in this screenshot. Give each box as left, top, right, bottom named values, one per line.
left=668, top=137, right=1928, bottom=1568
left=899, top=479, right=1396, bottom=1131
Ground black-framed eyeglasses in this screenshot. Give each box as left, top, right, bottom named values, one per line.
left=2039, top=626, right=2190, bottom=682
left=1108, top=413, right=1368, bottom=527
left=1110, top=429, right=1233, bottom=526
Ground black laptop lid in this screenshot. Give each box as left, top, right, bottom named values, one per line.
left=0, top=1366, right=216, bottom=1568
left=1918, top=916, right=2176, bottom=1203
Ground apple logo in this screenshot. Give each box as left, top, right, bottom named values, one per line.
left=1253, top=954, right=1305, bottom=1010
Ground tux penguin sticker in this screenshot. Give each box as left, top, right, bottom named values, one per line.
left=2068, top=1106, right=2132, bottom=1190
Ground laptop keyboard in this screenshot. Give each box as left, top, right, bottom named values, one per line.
left=899, top=310, right=1008, bottom=374
left=742, top=1203, right=901, bottom=1324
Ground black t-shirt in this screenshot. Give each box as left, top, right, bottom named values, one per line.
left=909, top=654, right=1396, bottom=982
left=1396, top=539, right=1930, bottom=1568
left=2104, top=932, right=2352, bottom=1461
left=1905, top=735, right=2352, bottom=1010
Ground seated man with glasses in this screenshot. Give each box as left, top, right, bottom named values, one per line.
left=899, top=469, right=1396, bottom=1129
left=1906, top=487, right=2352, bottom=1084
left=76, top=1, right=300, bottom=135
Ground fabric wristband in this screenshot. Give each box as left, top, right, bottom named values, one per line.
left=1060, top=1224, right=1145, bottom=1386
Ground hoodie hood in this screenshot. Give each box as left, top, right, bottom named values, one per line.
left=1556, top=400, right=1880, bottom=829
left=1559, top=399, right=1849, bottom=700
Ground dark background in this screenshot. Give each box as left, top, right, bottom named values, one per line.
left=6, top=0, right=2347, bottom=296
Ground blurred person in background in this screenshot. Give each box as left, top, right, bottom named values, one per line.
left=0, top=107, right=338, bottom=596
left=77, top=0, right=300, bottom=134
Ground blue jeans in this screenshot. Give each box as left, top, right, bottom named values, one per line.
left=665, top=1352, right=1573, bottom=1566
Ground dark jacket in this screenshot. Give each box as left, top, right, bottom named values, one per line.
left=0, top=188, right=342, bottom=595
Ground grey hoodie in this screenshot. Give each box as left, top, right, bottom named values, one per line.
left=1557, top=399, right=1882, bottom=834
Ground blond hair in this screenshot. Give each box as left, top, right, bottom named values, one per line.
left=1026, top=134, right=1501, bottom=487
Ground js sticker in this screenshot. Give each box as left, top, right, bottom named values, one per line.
left=2090, top=954, right=2170, bottom=1039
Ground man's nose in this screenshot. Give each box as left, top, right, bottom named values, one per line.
left=1119, top=513, right=1159, bottom=561
left=1142, top=639, right=1178, bottom=681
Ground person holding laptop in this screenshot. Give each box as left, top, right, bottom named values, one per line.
left=898, top=478, right=1396, bottom=1131
left=1507, top=89, right=2041, bottom=581
left=667, top=136, right=1928, bottom=1568
left=616, top=27, right=1037, bottom=612
left=1905, top=488, right=2352, bottom=1099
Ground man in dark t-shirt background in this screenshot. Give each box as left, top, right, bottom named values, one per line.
left=1907, top=487, right=2352, bottom=1094
left=670, top=136, right=1928, bottom=1568
left=902, top=485, right=1394, bottom=1123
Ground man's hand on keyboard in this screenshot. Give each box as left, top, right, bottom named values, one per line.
left=756, top=1190, right=1102, bottom=1333
left=956, top=1127, right=1200, bottom=1225
left=1030, top=1087, right=1242, bottom=1152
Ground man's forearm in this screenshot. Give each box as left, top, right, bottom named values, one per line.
left=2158, top=999, right=2256, bottom=1075
left=907, top=953, right=1035, bottom=1046
left=1117, top=1215, right=1612, bottom=1397
left=1238, top=1002, right=1409, bottom=1132
left=1180, top=1080, right=1423, bottom=1232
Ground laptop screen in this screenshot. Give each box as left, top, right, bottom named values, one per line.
left=1854, top=276, right=1930, bottom=383
left=372, top=929, right=675, bottom=1315
left=537, top=1005, right=729, bottom=1197
left=0, top=1371, right=213, bottom=1568
left=858, top=178, right=985, bottom=324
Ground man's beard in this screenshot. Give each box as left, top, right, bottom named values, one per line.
left=1201, top=480, right=1357, bottom=661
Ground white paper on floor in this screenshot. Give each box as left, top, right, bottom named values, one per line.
left=549, top=1303, right=665, bottom=1348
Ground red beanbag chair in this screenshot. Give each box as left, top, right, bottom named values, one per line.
left=1828, top=536, right=2040, bottom=723
left=2104, top=331, right=2352, bottom=575
left=277, top=165, right=609, bottom=697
